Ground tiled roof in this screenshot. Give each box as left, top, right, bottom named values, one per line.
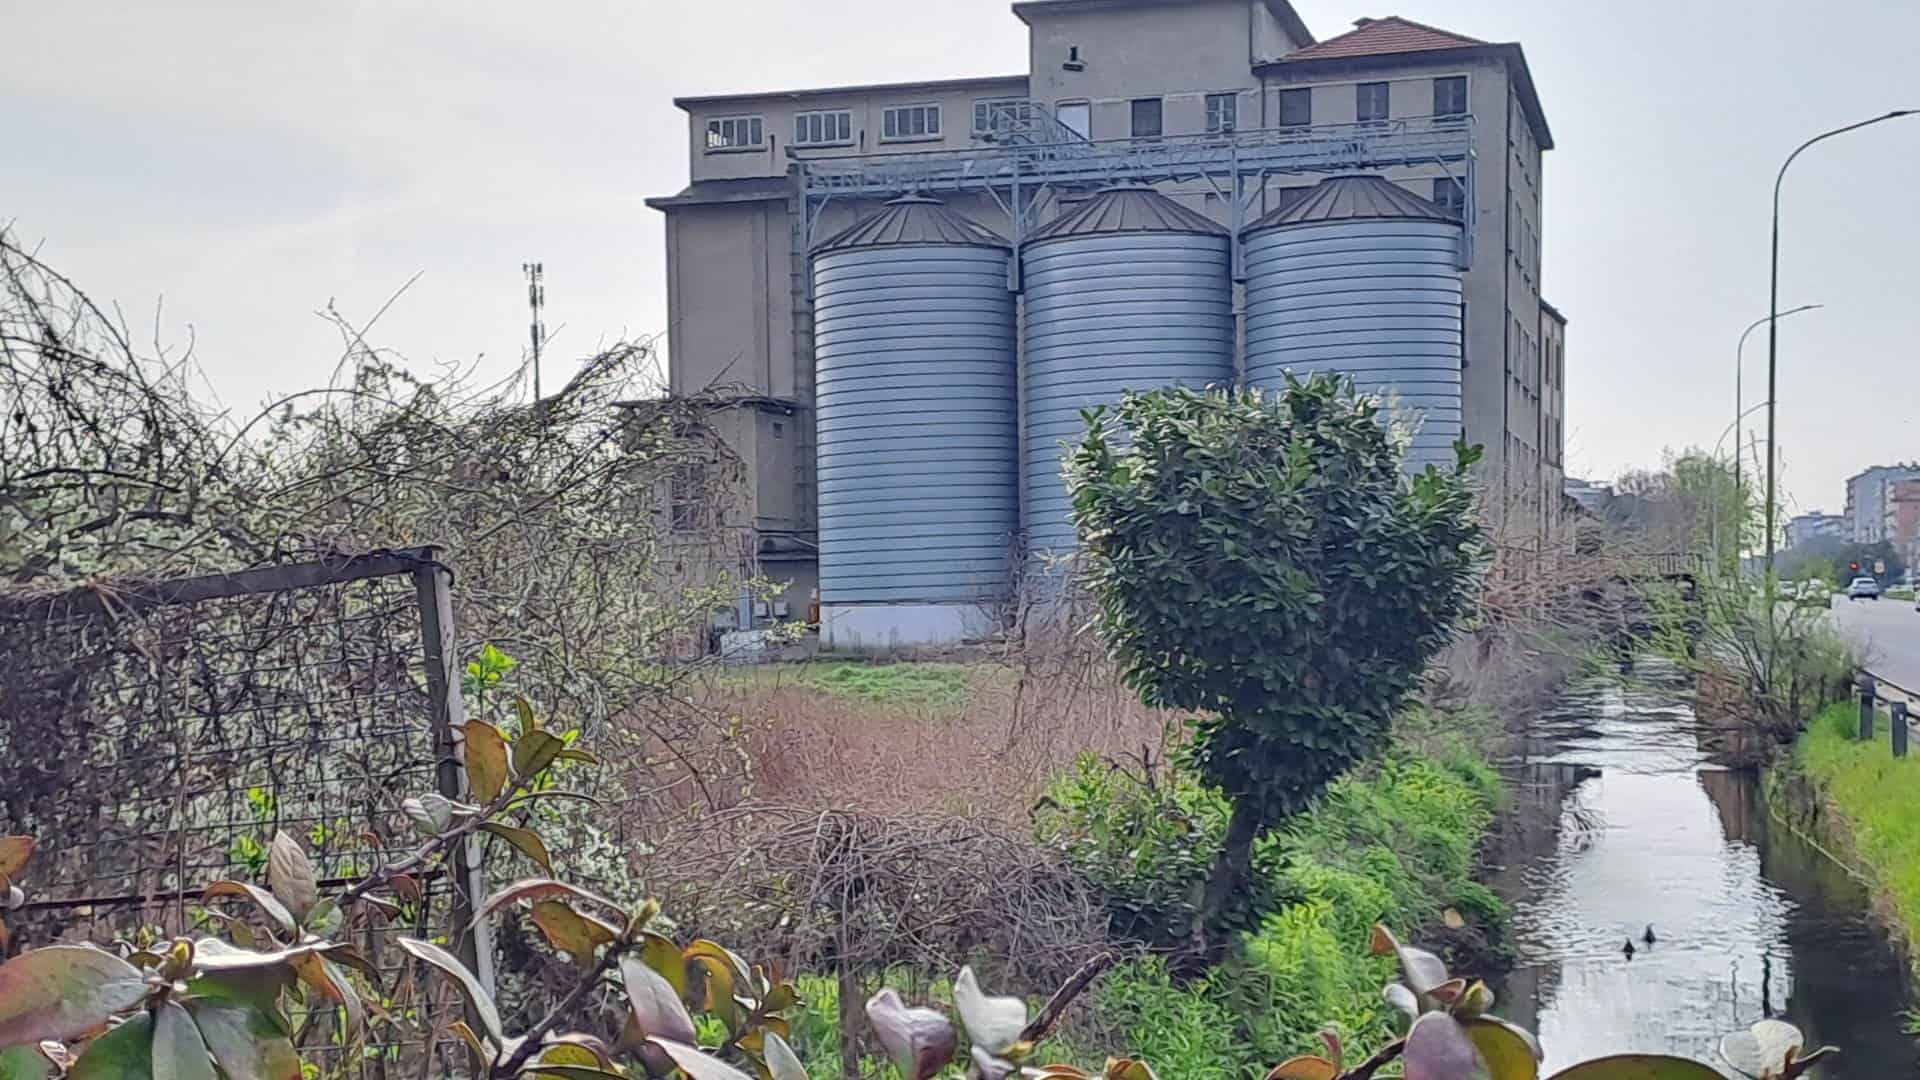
left=1279, top=16, right=1483, bottom=62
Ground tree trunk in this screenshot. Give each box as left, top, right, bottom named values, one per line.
left=1200, top=797, right=1262, bottom=941
left=837, top=957, right=861, bottom=1080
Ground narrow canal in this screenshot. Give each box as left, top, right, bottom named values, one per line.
left=1488, top=661, right=1916, bottom=1075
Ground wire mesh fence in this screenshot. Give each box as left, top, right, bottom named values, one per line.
left=0, top=548, right=483, bottom=1074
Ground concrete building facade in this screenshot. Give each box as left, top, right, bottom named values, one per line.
left=1784, top=511, right=1846, bottom=550
left=1844, top=464, right=1920, bottom=544
left=648, top=1, right=1564, bottom=631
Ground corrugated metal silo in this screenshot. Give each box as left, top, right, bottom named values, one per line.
left=810, top=195, right=1017, bottom=648
left=1243, top=175, right=1465, bottom=471
left=1021, top=186, right=1234, bottom=553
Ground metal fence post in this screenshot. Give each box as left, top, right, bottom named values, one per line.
left=413, top=556, right=495, bottom=996
left=1894, top=701, right=1910, bottom=759
left=1860, top=677, right=1877, bottom=741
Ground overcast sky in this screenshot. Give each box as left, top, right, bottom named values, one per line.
left=4, top=0, right=1917, bottom=515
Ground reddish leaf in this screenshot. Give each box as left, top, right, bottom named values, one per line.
left=266, top=833, right=318, bottom=924
left=0, top=838, right=34, bottom=883
left=288, top=954, right=365, bottom=1036
left=396, top=937, right=502, bottom=1045
left=1403, top=1014, right=1490, bottom=1080
left=473, top=879, right=621, bottom=924
left=650, top=1039, right=754, bottom=1080
left=619, top=956, right=696, bottom=1045
left=865, top=989, right=955, bottom=1080
left=203, top=882, right=296, bottom=938
left=0, top=946, right=149, bottom=1047
left=463, top=721, right=512, bottom=803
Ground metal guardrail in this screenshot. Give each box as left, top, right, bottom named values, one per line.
left=1856, top=669, right=1916, bottom=757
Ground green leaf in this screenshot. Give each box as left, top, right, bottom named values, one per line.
left=68, top=1013, right=153, bottom=1080
left=464, top=721, right=512, bottom=803
left=0, top=945, right=149, bottom=1046
left=203, top=882, right=297, bottom=938
left=401, top=794, right=455, bottom=837
left=1464, top=1018, right=1541, bottom=1080
left=517, top=1068, right=628, bottom=1080
left=186, top=999, right=300, bottom=1080
left=619, top=956, right=696, bottom=1045
left=395, top=937, right=501, bottom=1045
left=1545, top=1056, right=1727, bottom=1080
left=529, top=901, right=616, bottom=963
left=512, top=731, right=567, bottom=781
left=0, top=1044, right=51, bottom=1080
left=480, top=823, right=554, bottom=874
left=152, top=1001, right=216, bottom=1080
left=266, top=834, right=318, bottom=925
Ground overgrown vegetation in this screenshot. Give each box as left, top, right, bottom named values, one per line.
left=1067, top=379, right=1483, bottom=934
left=1790, top=701, right=1920, bottom=954
left=0, top=706, right=1835, bottom=1080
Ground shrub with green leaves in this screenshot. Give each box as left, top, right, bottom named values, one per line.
left=1067, top=377, right=1485, bottom=929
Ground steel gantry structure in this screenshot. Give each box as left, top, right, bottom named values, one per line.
left=794, top=103, right=1478, bottom=282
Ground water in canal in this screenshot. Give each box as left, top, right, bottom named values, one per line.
left=1488, top=661, right=1916, bottom=1076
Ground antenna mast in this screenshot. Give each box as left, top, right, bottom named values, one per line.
left=522, top=261, right=546, bottom=400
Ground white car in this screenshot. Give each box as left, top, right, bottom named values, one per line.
left=1847, top=576, right=1882, bottom=600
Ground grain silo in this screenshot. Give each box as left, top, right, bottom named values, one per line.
left=1020, top=186, right=1234, bottom=554
left=1242, top=175, right=1465, bottom=471
left=810, top=196, right=1018, bottom=650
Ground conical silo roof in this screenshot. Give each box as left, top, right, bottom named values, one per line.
left=812, top=195, right=1009, bottom=254
left=1245, top=175, right=1456, bottom=232
left=1028, top=185, right=1228, bottom=243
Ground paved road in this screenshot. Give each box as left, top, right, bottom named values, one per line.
left=1828, top=591, right=1920, bottom=692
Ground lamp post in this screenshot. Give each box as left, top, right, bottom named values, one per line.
left=1766, top=110, right=1919, bottom=579
left=1736, top=304, right=1820, bottom=498
left=1711, top=400, right=1773, bottom=569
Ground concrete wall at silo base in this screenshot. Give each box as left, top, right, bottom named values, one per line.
left=818, top=602, right=1001, bottom=652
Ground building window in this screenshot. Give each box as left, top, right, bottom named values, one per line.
left=1055, top=101, right=1091, bottom=141
left=1130, top=97, right=1163, bottom=138
left=705, top=115, right=764, bottom=152
left=1357, top=82, right=1390, bottom=124
left=669, top=462, right=709, bottom=534
left=882, top=104, right=941, bottom=141
left=1278, top=88, right=1311, bottom=128
left=793, top=109, right=852, bottom=147
left=1205, top=92, right=1238, bottom=134
left=973, top=98, right=1032, bottom=136
left=1433, top=76, right=1468, bottom=118
left=1432, top=177, right=1465, bottom=219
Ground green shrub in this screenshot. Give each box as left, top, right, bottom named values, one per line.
left=1034, top=753, right=1293, bottom=948
left=1091, top=957, right=1261, bottom=1080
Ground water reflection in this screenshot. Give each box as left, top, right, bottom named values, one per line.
left=1489, top=663, right=1914, bottom=1076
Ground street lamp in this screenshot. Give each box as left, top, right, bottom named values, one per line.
left=1766, top=109, right=1920, bottom=579
left=1735, top=304, right=1819, bottom=497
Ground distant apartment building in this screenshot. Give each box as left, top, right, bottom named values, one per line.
left=648, top=1, right=1564, bottom=624
left=1845, top=465, right=1920, bottom=544
left=1887, top=479, right=1920, bottom=566
left=1784, top=511, right=1846, bottom=550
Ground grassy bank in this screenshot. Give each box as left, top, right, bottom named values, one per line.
left=1791, top=701, right=1920, bottom=952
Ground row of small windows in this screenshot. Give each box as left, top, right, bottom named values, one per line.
left=705, top=76, right=1469, bottom=152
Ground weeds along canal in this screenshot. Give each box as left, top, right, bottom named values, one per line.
left=1487, top=659, right=1916, bottom=1076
